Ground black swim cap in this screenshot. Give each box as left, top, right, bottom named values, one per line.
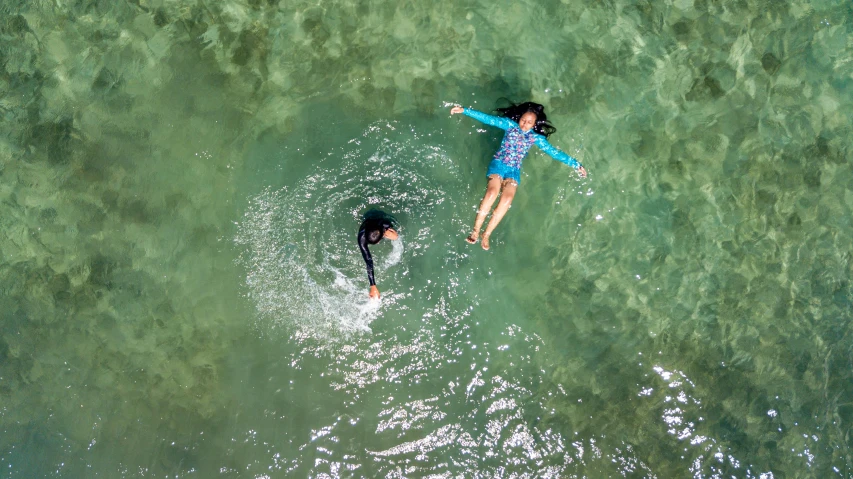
left=367, top=228, right=383, bottom=244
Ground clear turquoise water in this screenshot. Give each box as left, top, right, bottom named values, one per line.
left=1, top=0, right=852, bottom=477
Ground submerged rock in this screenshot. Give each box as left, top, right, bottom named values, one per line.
left=761, top=52, right=781, bottom=75
left=803, top=167, right=821, bottom=188
left=39, top=207, right=57, bottom=223
left=153, top=8, right=169, bottom=27
left=804, top=134, right=845, bottom=165
left=88, top=254, right=116, bottom=288
left=29, top=118, right=75, bottom=165
left=3, top=15, right=30, bottom=36
left=92, top=67, right=121, bottom=93
left=685, top=75, right=725, bottom=101
left=48, top=273, right=70, bottom=298
left=672, top=20, right=692, bottom=41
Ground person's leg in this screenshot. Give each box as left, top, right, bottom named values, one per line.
left=480, top=179, right=517, bottom=250
left=467, top=175, right=502, bottom=244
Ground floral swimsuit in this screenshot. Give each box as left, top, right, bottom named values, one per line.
left=462, top=108, right=582, bottom=184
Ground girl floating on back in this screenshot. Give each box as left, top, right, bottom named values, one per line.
left=450, top=102, right=587, bottom=250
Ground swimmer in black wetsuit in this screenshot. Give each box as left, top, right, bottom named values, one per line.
left=357, top=210, right=399, bottom=299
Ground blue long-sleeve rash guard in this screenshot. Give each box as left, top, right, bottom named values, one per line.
left=463, top=108, right=582, bottom=170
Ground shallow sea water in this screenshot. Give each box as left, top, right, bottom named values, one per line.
left=1, top=0, right=852, bottom=477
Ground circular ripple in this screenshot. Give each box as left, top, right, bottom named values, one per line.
left=235, top=121, right=463, bottom=337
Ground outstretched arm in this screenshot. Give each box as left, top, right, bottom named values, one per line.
left=534, top=136, right=588, bottom=177
left=357, top=230, right=378, bottom=297
left=450, top=106, right=515, bottom=131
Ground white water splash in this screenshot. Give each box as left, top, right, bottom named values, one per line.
left=236, top=187, right=386, bottom=336
left=382, top=237, right=404, bottom=269
left=235, top=121, right=455, bottom=338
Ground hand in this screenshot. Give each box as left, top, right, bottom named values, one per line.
left=369, top=285, right=380, bottom=299
left=450, top=106, right=464, bottom=115
left=577, top=166, right=587, bottom=178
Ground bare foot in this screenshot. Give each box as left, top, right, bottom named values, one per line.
left=369, top=285, right=380, bottom=299
left=481, top=235, right=490, bottom=250
left=466, top=232, right=479, bottom=244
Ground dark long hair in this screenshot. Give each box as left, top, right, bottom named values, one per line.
left=495, top=101, right=556, bottom=138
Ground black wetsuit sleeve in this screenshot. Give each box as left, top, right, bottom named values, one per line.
left=357, top=228, right=376, bottom=286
